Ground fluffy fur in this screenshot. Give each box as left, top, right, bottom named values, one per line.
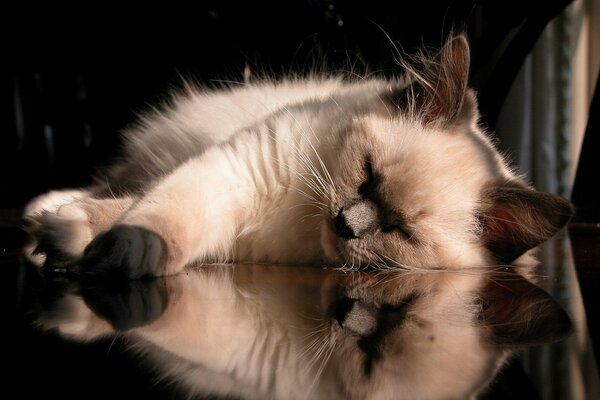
left=25, top=34, right=574, bottom=399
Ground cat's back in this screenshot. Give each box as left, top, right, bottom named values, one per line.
left=155, top=75, right=382, bottom=141
left=103, top=75, right=385, bottom=194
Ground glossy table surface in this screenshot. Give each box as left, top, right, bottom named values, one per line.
left=1, top=208, right=598, bottom=400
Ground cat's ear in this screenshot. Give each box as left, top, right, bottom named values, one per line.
left=479, top=185, right=574, bottom=263
left=390, top=34, right=473, bottom=127
left=477, top=272, right=573, bottom=347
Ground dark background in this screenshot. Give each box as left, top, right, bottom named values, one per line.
left=1, top=0, right=573, bottom=207
left=4, top=1, right=595, bottom=399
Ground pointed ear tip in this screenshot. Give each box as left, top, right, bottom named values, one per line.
left=446, top=33, right=470, bottom=49
left=442, top=34, right=471, bottom=69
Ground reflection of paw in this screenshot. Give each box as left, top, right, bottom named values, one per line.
left=35, top=293, right=112, bottom=340
left=81, top=279, right=169, bottom=330
left=24, top=201, right=93, bottom=268
left=82, top=225, right=165, bottom=279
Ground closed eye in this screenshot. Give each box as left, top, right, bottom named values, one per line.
left=381, top=222, right=412, bottom=239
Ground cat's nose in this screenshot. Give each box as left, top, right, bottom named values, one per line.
left=334, top=202, right=378, bottom=239
left=334, top=208, right=358, bottom=239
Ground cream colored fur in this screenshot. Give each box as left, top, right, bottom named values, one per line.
left=24, top=35, right=574, bottom=400
left=23, top=68, right=521, bottom=274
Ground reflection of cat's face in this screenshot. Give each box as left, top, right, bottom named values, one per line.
left=33, top=264, right=571, bottom=400
left=322, top=271, right=503, bottom=399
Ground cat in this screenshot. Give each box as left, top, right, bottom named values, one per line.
left=23, top=34, right=573, bottom=280
left=32, top=262, right=571, bottom=400
left=24, top=33, right=575, bottom=400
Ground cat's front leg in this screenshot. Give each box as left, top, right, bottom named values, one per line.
left=82, top=145, right=258, bottom=278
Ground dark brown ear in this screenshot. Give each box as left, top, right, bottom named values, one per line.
left=478, top=272, right=573, bottom=347
left=479, top=185, right=574, bottom=263
left=390, top=34, right=471, bottom=127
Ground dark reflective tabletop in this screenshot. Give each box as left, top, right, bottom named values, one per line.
left=2, top=216, right=598, bottom=399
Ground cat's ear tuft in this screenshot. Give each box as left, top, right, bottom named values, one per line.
left=479, top=185, right=574, bottom=263
left=477, top=272, right=573, bottom=347
left=390, top=34, right=472, bottom=128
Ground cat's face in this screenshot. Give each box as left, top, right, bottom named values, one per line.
left=320, top=36, right=572, bottom=270
left=323, top=112, right=495, bottom=269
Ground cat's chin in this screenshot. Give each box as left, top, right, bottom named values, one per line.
left=320, top=220, right=342, bottom=262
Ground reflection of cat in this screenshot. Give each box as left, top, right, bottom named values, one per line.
left=34, top=264, right=571, bottom=399
left=23, top=34, right=573, bottom=279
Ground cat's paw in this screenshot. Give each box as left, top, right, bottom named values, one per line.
left=24, top=201, right=93, bottom=268
left=24, top=190, right=87, bottom=218
left=81, top=225, right=166, bottom=279
left=23, top=190, right=88, bottom=266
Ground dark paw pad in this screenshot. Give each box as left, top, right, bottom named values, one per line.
left=82, top=225, right=165, bottom=279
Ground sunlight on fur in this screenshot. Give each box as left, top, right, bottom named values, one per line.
left=23, top=34, right=574, bottom=399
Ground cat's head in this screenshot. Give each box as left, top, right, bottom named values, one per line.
left=321, top=34, right=574, bottom=270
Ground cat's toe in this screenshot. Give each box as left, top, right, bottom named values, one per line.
left=23, top=203, right=93, bottom=268
left=81, top=225, right=165, bottom=279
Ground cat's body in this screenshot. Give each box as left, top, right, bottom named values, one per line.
left=25, top=36, right=572, bottom=279
left=24, top=35, right=575, bottom=399
left=27, top=76, right=394, bottom=269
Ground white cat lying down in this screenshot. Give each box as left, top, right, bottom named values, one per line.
left=23, top=34, right=574, bottom=399
left=23, top=35, right=573, bottom=281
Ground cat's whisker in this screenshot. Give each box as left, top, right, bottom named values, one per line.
left=297, top=213, right=326, bottom=224
left=276, top=142, right=331, bottom=200
left=304, top=336, right=336, bottom=400
left=299, top=329, right=331, bottom=373
left=372, top=252, right=432, bottom=273
left=278, top=105, right=335, bottom=196
left=304, top=137, right=337, bottom=191
left=297, top=324, right=330, bottom=354
left=289, top=202, right=327, bottom=213
left=271, top=152, right=328, bottom=201
left=292, top=148, right=330, bottom=196
left=299, top=325, right=336, bottom=400
left=292, top=175, right=326, bottom=199
left=105, top=336, right=118, bottom=360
